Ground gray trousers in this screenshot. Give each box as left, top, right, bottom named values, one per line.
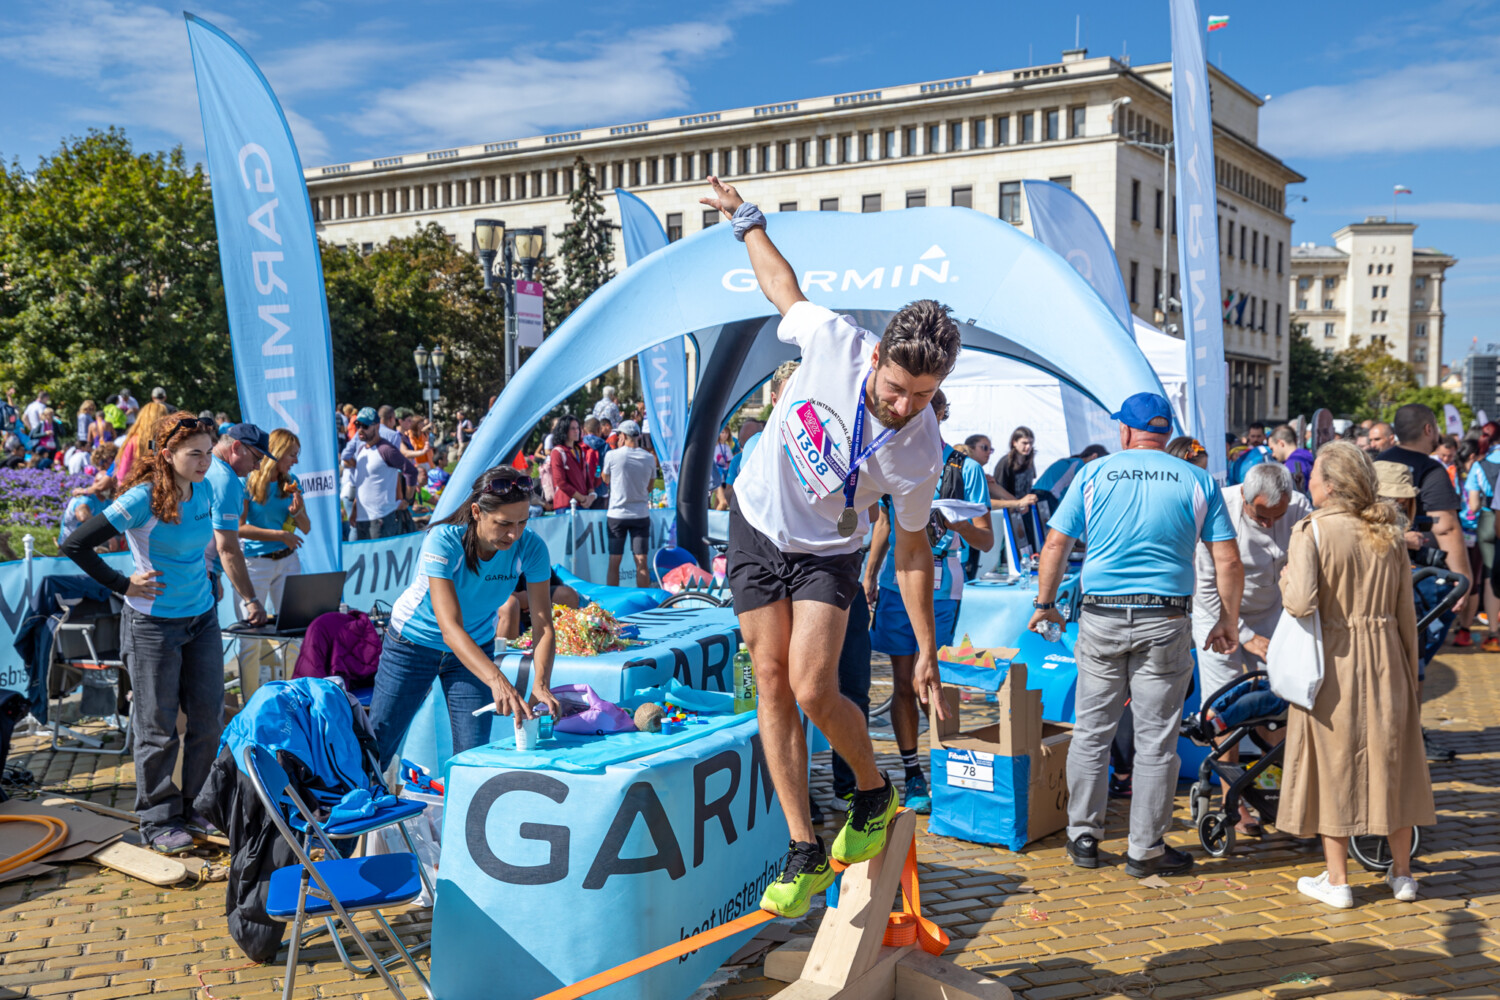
left=121, top=606, right=224, bottom=839
left=1066, top=610, right=1195, bottom=859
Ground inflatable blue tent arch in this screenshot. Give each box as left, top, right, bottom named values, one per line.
left=439, top=207, right=1170, bottom=563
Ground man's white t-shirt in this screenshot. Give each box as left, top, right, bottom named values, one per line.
left=736, top=302, right=943, bottom=555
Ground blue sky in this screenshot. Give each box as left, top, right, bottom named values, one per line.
left=1, top=0, right=1495, bottom=364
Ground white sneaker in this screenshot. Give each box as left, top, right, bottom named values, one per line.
left=1298, top=871, right=1354, bottom=909
left=1385, top=872, right=1418, bottom=902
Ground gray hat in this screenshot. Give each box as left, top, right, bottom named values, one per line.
left=151, top=386, right=167, bottom=400
left=617, top=419, right=641, bottom=438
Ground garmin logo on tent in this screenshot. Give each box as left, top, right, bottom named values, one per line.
left=239, top=142, right=301, bottom=434
left=721, top=244, right=955, bottom=294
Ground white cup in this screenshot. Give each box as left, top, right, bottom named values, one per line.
left=514, top=715, right=540, bottom=751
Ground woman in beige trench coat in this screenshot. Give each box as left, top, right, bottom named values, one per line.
left=1279, top=441, right=1435, bottom=908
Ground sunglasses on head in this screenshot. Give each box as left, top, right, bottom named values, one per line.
left=482, top=476, right=534, bottom=500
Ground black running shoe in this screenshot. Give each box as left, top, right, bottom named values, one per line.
left=1067, top=833, right=1101, bottom=868
left=1424, top=731, right=1456, bottom=762
left=1125, top=844, right=1194, bottom=878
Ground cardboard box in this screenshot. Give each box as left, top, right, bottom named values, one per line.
left=926, top=657, right=1073, bottom=850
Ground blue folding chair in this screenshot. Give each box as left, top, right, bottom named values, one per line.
left=242, top=745, right=432, bottom=1000
left=651, top=544, right=699, bottom=587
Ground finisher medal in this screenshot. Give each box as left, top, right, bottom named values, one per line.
left=837, top=508, right=859, bottom=538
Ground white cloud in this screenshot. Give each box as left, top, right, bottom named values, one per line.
left=347, top=21, right=734, bottom=153
left=1262, top=43, right=1500, bottom=158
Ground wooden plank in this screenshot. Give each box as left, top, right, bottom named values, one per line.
left=895, top=950, right=1012, bottom=1000
left=91, top=841, right=187, bottom=886
left=769, top=981, right=840, bottom=1000
left=765, top=936, right=814, bottom=982
left=799, top=810, right=915, bottom=989
left=41, top=796, right=137, bottom=823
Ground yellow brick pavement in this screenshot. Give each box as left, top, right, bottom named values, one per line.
left=0, top=648, right=1495, bottom=999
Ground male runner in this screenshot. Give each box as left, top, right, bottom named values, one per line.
left=702, top=177, right=961, bottom=917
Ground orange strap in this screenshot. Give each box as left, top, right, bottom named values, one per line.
left=531, top=830, right=942, bottom=1000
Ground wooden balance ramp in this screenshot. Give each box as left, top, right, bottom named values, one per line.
left=534, top=809, right=1008, bottom=1000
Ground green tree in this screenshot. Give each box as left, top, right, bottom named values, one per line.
left=1382, top=386, right=1473, bottom=430
left=1286, top=325, right=1370, bottom=418
left=0, top=128, right=235, bottom=415
left=546, top=156, right=615, bottom=331
left=1345, top=336, right=1417, bottom=418
left=321, top=223, right=506, bottom=419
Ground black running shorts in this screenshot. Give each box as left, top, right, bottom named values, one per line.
left=607, top=516, right=651, bottom=556
left=726, top=498, right=863, bottom=614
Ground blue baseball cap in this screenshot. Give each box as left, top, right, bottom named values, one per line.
left=1110, top=392, right=1173, bottom=433
left=354, top=406, right=379, bottom=426
left=224, top=423, right=271, bottom=455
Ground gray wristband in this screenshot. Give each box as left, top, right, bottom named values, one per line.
left=732, top=202, right=766, bottom=242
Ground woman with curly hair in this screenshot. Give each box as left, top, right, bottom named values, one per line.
left=60, top=414, right=222, bottom=855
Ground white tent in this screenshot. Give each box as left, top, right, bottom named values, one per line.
left=941, top=318, right=1188, bottom=476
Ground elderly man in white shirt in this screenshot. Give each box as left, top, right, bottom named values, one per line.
left=1192, top=461, right=1311, bottom=833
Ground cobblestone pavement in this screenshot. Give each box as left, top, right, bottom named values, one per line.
left=1, top=647, right=1496, bottom=1000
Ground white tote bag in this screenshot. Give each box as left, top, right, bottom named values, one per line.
left=1266, top=520, right=1324, bottom=711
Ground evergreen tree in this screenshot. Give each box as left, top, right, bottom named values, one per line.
left=546, top=156, right=614, bottom=331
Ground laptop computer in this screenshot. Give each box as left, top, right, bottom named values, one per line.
left=227, top=571, right=348, bottom=638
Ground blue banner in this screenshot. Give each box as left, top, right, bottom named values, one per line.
left=185, top=13, right=341, bottom=572
left=1021, top=180, right=1135, bottom=337
left=616, top=189, right=688, bottom=540
left=1170, top=0, right=1229, bottom=481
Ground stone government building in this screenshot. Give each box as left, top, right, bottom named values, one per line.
left=307, top=48, right=1304, bottom=425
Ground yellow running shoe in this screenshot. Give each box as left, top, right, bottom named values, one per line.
left=760, top=839, right=835, bottom=918
left=831, top=776, right=898, bottom=865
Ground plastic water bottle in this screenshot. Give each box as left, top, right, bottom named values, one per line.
left=733, top=643, right=757, bottom=714
left=1040, top=620, right=1063, bottom=644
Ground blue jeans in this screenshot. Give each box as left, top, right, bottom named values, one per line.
left=369, top=629, right=495, bottom=769
left=1413, top=572, right=1457, bottom=680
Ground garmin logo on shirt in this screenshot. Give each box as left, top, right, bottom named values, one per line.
left=195, top=510, right=212, bottom=520
left=1105, top=469, right=1181, bottom=483
left=484, top=571, right=517, bottom=583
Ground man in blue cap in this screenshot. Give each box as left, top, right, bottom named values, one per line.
left=206, top=422, right=272, bottom=627
left=1027, top=392, right=1243, bottom=877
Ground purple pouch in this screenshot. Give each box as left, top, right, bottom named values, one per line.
left=550, top=684, right=636, bottom=735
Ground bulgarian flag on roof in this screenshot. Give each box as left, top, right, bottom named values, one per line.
left=1207, top=15, right=1230, bottom=31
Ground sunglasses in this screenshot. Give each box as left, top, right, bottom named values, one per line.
left=173, top=416, right=216, bottom=434
left=482, top=476, right=534, bottom=500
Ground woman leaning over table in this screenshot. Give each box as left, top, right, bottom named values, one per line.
left=1279, top=440, right=1434, bottom=908
left=239, top=429, right=311, bottom=618
left=59, top=415, right=224, bottom=855
left=368, top=466, right=563, bottom=769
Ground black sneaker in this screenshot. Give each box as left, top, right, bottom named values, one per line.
left=808, top=794, right=825, bottom=826
left=1125, top=844, right=1194, bottom=878
left=1423, top=731, right=1456, bottom=762
left=1109, top=774, right=1133, bottom=799
left=1067, top=834, right=1101, bottom=868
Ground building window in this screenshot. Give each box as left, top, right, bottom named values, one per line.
left=999, top=181, right=1021, bottom=223
left=1225, top=220, right=1232, bottom=256
left=1275, top=303, right=1282, bottom=337
left=1131, top=180, right=1141, bottom=223
left=1262, top=235, right=1270, bottom=270
left=1415, top=298, right=1426, bottom=309
left=778, top=142, right=792, bottom=171
left=863, top=132, right=877, bottom=161
left=1044, top=108, right=1060, bottom=141
left=1416, top=348, right=1427, bottom=363
left=1416, top=323, right=1427, bottom=338
left=1069, top=105, right=1086, bottom=138
left=884, top=130, right=898, bottom=158
left=1368, top=263, right=1375, bottom=275
left=1415, top=276, right=1427, bottom=289
left=1324, top=277, right=1336, bottom=289
left=1020, top=112, right=1035, bottom=143
left=1153, top=268, right=1162, bottom=310
left=1154, top=189, right=1164, bottom=230
left=1129, top=261, right=1139, bottom=304
left=756, top=144, right=770, bottom=172
left=1371, top=286, right=1379, bottom=300
left=1297, top=299, right=1308, bottom=309
left=664, top=157, right=676, bottom=183
left=819, top=137, right=833, bottom=166
left=903, top=127, right=917, bottom=156
left=1323, top=298, right=1334, bottom=309
left=949, top=120, right=964, bottom=152
left=996, top=115, right=1010, bottom=145
left=1239, top=227, right=1246, bottom=260
left=862, top=193, right=882, bottom=213
left=703, top=209, right=719, bottom=228
left=1381, top=285, right=1389, bottom=298
left=739, top=145, right=752, bottom=173
left=927, top=123, right=941, bottom=153
left=666, top=213, right=683, bottom=242
left=1298, top=277, right=1309, bottom=292
left=799, top=140, right=812, bottom=168
left=779, top=202, right=798, bottom=212
left=1049, top=175, right=1072, bottom=190
left=1371, top=309, right=1379, bottom=323
left=647, top=159, right=658, bottom=185
left=820, top=198, right=839, bottom=211
left=841, top=135, right=856, bottom=163
left=1251, top=230, right=1258, bottom=265
left=906, top=190, right=926, bottom=208
left=1274, top=375, right=1281, bottom=409
left=952, top=186, right=973, bottom=208
left=972, top=118, right=987, bottom=148
left=1324, top=322, right=1336, bottom=338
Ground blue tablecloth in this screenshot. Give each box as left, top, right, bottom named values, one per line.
left=431, top=711, right=787, bottom=1000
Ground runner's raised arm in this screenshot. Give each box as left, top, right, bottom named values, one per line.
left=701, top=177, right=806, bottom=317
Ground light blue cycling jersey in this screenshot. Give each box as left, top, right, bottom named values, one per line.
left=242, top=481, right=296, bottom=558
left=58, top=495, right=106, bottom=545
left=1049, top=448, right=1236, bottom=598
left=104, top=482, right=216, bottom=617
left=877, top=445, right=989, bottom=601
left=390, top=523, right=551, bottom=649
left=203, top=454, right=244, bottom=574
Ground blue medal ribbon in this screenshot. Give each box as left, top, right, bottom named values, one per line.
left=842, top=369, right=899, bottom=521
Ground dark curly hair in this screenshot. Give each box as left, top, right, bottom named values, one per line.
left=878, top=299, right=961, bottom=380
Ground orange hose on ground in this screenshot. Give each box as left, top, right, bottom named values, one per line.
left=0, top=815, right=69, bottom=875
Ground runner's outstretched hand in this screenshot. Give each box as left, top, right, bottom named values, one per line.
left=700, top=176, right=744, bottom=221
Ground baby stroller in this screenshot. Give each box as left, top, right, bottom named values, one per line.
left=1183, top=564, right=1465, bottom=870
